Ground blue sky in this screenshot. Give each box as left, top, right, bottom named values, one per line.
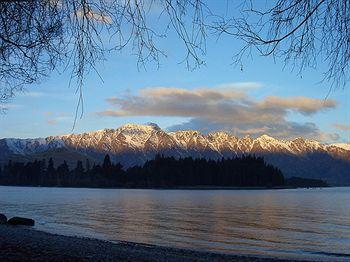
left=1, top=1, right=350, bottom=142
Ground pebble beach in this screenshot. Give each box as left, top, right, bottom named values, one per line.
left=0, top=224, right=296, bottom=262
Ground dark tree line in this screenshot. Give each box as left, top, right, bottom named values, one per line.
left=0, top=154, right=284, bottom=188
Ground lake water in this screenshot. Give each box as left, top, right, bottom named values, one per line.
left=0, top=186, right=350, bottom=260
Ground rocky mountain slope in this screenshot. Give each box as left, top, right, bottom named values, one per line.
left=1, top=123, right=350, bottom=184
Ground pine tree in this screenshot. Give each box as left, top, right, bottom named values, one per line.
left=103, top=154, right=112, bottom=169
left=86, top=159, right=91, bottom=172
left=46, top=158, right=56, bottom=186
left=75, top=160, right=85, bottom=179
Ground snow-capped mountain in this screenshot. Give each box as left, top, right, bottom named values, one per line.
left=331, top=143, right=350, bottom=151
left=1, top=123, right=350, bottom=184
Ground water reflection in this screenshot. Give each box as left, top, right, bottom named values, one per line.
left=0, top=187, right=350, bottom=260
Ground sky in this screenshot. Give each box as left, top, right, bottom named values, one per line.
left=1, top=1, right=350, bottom=143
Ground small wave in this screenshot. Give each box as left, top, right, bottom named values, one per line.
left=310, top=251, right=350, bottom=258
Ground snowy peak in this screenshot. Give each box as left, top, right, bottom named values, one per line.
left=1, top=124, right=350, bottom=160
left=56, top=123, right=167, bottom=153
left=207, top=131, right=233, bottom=142
left=50, top=124, right=348, bottom=157
left=4, top=137, right=64, bottom=155
left=331, top=143, right=350, bottom=151
left=118, top=123, right=160, bottom=133
left=257, top=134, right=277, bottom=142
left=255, top=135, right=290, bottom=152
left=2, top=123, right=350, bottom=185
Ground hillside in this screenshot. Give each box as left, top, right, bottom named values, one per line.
left=1, top=123, right=350, bottom=185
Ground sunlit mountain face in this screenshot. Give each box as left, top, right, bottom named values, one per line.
left=1, top=123, right=350, bottom=185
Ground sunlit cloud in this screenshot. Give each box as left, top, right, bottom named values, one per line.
left=259, top=96, right=336, bottom=115
left=44, top=112, right=72, bottom=126
left=75, top=9, right=112, bottom=24
left=44, top=111, right=54, bottom=117
left=97, top=83, right=338, bottom=141
left=333, top=123, right=350, bottom=131
left=47, top=119, right=58, bottom=125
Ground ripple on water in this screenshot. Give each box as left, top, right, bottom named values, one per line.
left=1, top=186, right=350, bottom=261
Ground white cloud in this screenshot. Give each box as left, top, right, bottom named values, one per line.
left=0, top=103, right=23, bottom=109
left=21, top=91, right=46, bottom=98
left=216, top=82, right=263, bottom=90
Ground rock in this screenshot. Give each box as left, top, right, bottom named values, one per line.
left=0, top=213, right=7, bottom=224
left=7, top=217, right=35, bottom=226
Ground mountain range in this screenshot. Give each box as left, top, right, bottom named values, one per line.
left=1, top=123, right=350, bottom=185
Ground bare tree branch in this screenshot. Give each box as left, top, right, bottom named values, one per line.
left=1, top=0, right=349, bottom=122
left=0, top=0, right=210, bottom=121
left=212, top=0, right=350, bottom=89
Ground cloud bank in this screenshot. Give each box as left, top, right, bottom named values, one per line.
left=97, top=83, right=338, bottom=141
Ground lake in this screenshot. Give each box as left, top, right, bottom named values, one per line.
left=0, top=186, right=350, bottom=260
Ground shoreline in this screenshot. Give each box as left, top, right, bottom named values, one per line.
left=0, top=184, right=331, bottom=190
left=0, top=224, right=302, bottom=261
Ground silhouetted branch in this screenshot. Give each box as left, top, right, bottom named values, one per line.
left=212, top=0, right=350, bottom=89
left=1, top=0, right=348, bottom=119
left=0, top=0, right=210, bottom=120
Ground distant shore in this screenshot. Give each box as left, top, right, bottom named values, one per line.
left=0, top=184, right=330, bottom=190
left=0, top=224, right=300, bottom=261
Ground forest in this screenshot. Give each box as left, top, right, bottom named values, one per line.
left=0, top=155, right=285, bottom=188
